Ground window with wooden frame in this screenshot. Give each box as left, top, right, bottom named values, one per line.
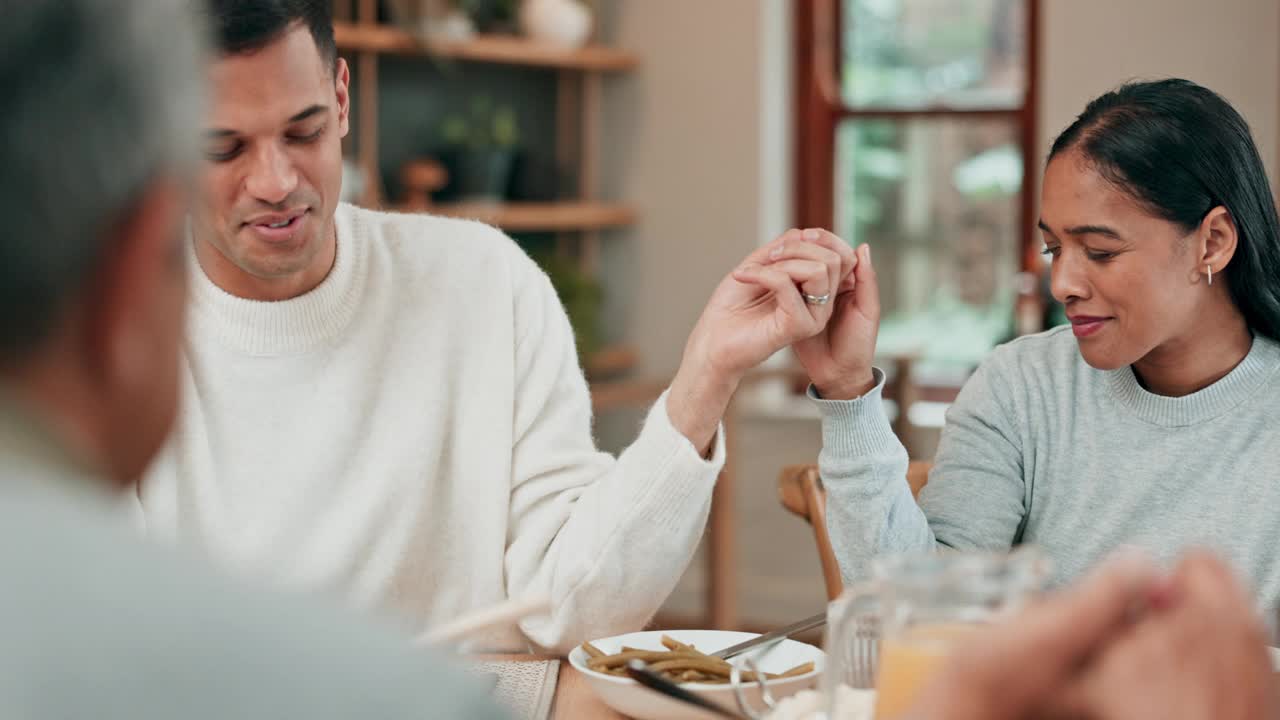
left=794, top=0, right=1041, bottom=387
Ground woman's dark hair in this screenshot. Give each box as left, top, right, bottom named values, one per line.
left=1049, top=78, right=1280, bottom=341
left=206, top=0, right=335, bottom=69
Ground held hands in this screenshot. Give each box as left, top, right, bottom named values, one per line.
left=1054, top=552, right=1274, bottom=720
left=667, top=227, right=873, bottom=453
left=906, top=551, right=1275, bottom=720
left=791, top=238, right=881, bottom=400
left=686, top=228, right=857, bottom=381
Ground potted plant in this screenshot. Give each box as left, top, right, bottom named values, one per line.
left=438, top=96, right=520, bottom=202
left=454, top=0, right=519, bottom=34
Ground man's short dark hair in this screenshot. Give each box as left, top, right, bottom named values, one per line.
left=207, top=0, right=335, bottom=68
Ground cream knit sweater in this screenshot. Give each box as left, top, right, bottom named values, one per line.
left=135, top=203, right=724, bottom=652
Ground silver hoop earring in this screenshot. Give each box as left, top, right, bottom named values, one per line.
left=1207, top=264, right=1213, bottom=286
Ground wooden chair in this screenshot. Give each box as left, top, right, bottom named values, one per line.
left=778, top=461, right=932, bottom=601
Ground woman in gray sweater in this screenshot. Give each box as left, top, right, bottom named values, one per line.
left=791, top=78, right=1280, bottom=603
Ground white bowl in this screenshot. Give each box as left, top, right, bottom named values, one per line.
left=568, top=629, right=825, bottom=720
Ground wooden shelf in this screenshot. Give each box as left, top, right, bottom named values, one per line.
left=334, top=22, right=638, bottom=71
left=405, top=201, right=637, bottom=232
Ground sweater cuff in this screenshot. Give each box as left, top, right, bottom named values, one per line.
left=808, top=367, right=901, bottom=458
left=621, top=390, right=724, bottom=528
left=647, top=388, right=726, bottom=470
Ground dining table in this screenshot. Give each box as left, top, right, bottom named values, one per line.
left=488, top=653, right=1280, bottom=719
left=484, top=654, right=626, bottom=720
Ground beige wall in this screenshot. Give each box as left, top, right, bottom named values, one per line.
left=595, top=1, right=798, bottom=624
left=1039, top=0, right=1280, bottom=187
left=600, top=0, right=790, bottom=377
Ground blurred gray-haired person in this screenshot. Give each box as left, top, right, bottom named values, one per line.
left=0, top=1, right=503, bottom=717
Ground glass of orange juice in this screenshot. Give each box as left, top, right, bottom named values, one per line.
left=822, top=549, right=1048, bottom=720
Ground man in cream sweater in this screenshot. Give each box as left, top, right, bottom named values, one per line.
left=136, top=0, right=855, bottom=651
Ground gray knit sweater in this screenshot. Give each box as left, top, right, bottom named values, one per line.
left=816, top=326, right=1280, bottom=605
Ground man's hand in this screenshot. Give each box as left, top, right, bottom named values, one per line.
left=667, top=228, right=855, bottom=453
